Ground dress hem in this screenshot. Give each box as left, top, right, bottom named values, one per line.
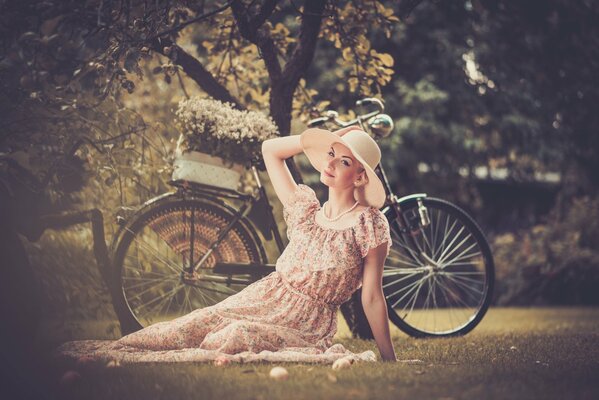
left=53, top=340, right=378, bottom=365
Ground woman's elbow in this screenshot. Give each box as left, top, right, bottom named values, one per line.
left=262, top=138, right=274, bottom=156
left=361, top=291, right=386, bottom=307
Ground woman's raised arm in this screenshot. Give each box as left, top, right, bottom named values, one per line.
left=261, top=134, right=304, bottom=208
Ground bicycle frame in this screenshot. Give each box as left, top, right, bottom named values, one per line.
left=161, top=166, right=288, bottom=276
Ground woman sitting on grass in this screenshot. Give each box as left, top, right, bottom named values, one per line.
left=54, top=125, right=396, bottom=364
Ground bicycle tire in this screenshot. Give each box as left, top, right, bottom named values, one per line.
left=111, top=194, right=267, bottom=332
left=384, top=197, right=495, bottom=337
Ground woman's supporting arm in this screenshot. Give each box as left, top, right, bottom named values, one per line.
left=362, top=295, right=397, bottom=362
left=361, top=241, right=397, bottom=362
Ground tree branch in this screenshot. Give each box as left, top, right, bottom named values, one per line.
left=397, top=0, right=427, bottom=20
left=249, top=0, right=279, bottom=32
left=145, top=1, right=234, bottom=42
left=281, top=0, right=326, bottom=88
left=231, top=0, right=282, bottom=81
left=263, top=0, right=325, bottom=140
left=231, top=0, right=278, bottom=41
left=149, top=37, right=244, bottom=109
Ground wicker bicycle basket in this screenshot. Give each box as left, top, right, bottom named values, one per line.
left=171, top=135, right=245, bottom=191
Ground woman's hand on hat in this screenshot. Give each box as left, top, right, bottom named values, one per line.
left=332, top=125, right=363, bottom=137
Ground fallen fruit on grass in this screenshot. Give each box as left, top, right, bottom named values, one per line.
left=332, top=357, right=354, bottom=370
left=269, top=366, right=289, bottom=380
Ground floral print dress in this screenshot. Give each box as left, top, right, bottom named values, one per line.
left=54, top=184, right=392, bottom=365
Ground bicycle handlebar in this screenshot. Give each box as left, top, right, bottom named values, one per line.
left=307, top=97, right=384, bottom=129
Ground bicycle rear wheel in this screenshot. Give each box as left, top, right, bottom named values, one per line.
left=111, top=195, right=265, bottom=332
left=384, top=197, right=494, bottom=337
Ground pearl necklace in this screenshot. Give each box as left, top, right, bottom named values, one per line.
left=322, top=200, right=360, bottom=222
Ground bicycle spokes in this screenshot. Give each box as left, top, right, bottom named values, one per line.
left=383, top=200, right=492, bottom=336
left=118, top=209, right=247, bottom=326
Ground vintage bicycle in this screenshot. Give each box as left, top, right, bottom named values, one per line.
left=109, top=97, right=495, bottom=338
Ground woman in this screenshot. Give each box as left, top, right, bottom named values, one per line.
left=54, top=126, right=396, bottom=365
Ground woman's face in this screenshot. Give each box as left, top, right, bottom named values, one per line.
left=321, top=143, right=367, bottom=189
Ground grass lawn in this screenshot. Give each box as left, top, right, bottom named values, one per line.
left=4, top=307, right=599, bottom=400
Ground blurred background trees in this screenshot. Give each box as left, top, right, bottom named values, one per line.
left=1, top=0, right=598, bottom=331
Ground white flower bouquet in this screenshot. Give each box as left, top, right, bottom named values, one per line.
left=174, top=97, right=279, bottom=170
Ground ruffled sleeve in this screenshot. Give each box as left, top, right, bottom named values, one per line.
left=282, top=184, right=320, bottom=241
left=355, top=208, right=392, bottom=259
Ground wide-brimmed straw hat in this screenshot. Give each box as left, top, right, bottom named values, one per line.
left=300, top=128, right=386, bottom=209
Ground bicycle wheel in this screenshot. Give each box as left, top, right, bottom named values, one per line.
left=384, top=197, right=494, bottom=337
left=111, top=195, right=266, bottom=331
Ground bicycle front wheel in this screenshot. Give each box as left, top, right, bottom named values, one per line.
left=384, top=197, right=494, bottom=337
left=111, top=195, right=266, bottom=332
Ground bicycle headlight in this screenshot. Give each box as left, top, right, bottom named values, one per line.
left=367, top=114, right=394, bottom=138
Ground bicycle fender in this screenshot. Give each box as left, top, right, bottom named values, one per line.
left=109, top=191, right=179, bottom=255
left=395, top=193, right=428, bottom=204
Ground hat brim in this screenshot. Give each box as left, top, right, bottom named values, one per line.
left=300, top=128, right=386, bottom=209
